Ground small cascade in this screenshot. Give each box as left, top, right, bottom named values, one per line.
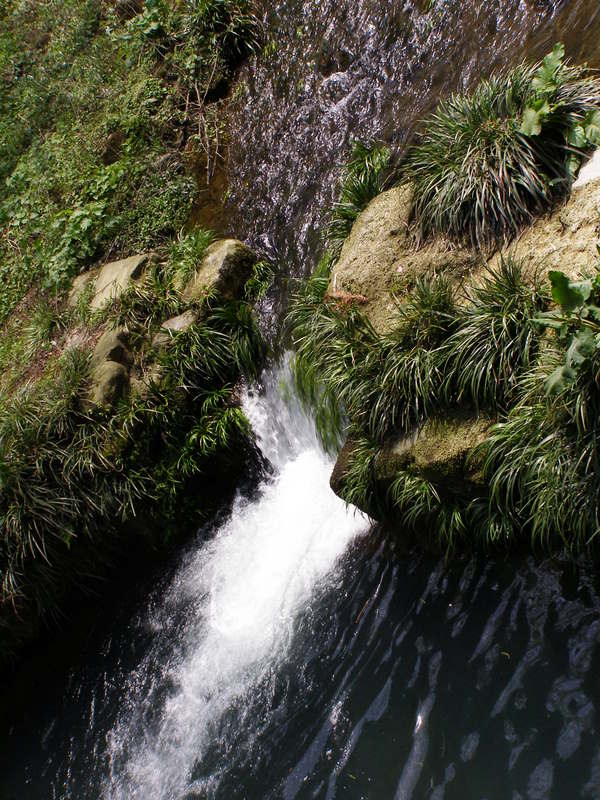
left=101, top=364, right=369, bottom=799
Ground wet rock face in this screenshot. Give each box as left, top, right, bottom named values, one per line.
left=182, top=239, right=257, bottom=303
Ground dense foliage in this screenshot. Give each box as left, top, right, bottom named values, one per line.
left=287, top=253, right=600, bottom=555
left=0, top=1, right=262, bottom=663
left=0, top=0, right=257, bottom=323
left=407, top=44, right=600, bottom=248
left=0, top=270, right=264, bottom=662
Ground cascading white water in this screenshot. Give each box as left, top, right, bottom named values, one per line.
left=102, top=363, right=369, bottom=799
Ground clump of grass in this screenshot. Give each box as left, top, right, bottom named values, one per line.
left=372, top=276, right=456, bottom=438
left=407, top=47, right=600, bottom=248
left=442, top=257, right=547, bottom=410
left=288, top=269, right=456, bottom=449
left=338, top=435, right=379, bottom=514
left=22, top=302, right=63, bottom=361
left=326, top=140, right=392, bottom=255
left=169, top=228, right=215, bottom=290
left=245, top=259, right=275, bottom=302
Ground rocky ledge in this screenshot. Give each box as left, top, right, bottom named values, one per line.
left=327, top=157, right=600, bottom=520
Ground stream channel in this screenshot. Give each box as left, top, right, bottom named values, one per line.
left=3, top=1, right=600, bottom=797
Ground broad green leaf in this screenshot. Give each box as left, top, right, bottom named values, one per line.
left=568, top=124, right=587, bottom=148
left=532, top=314, right=564, bottom=331
left=548, top=270, right=591, bottom=311
left=566, top=154, right=582, bottom=176
left=584, top=110, right=600, bottom=145
left=566, top=328, right=596, bottom=366
left=520, top=107, right=542, bottom=136
left=542, top=43, right=565, bottom=75
left=532, top=44, right=565, bottom=93
left=546, top=363, right=575, bottom=395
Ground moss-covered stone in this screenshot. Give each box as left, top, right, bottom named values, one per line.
left=91, top=253, right=155, bottom=311
left=328, top=185, right=478, bottom=332
left=408, top=412, right=492, bottom=490
left=486, top=169, right=600, bottom=283
left=90, top=326, right=133, bottom=370
left=86, top=361, right=130, bottom=409
left=182, top=239, right=257, bottom=303
left=152, top=310, right=198, bottom=352
left=330, top=412, right=493, bottom=519
left=68, top=272, right=96, bottom=309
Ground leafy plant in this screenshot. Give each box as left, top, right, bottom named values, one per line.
left=408, top=46, right=600, bottom=248
left=535, top=264, right=600, bottom=395
left=520, top=44, right=600, bottom=175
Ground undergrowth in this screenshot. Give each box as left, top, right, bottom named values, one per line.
left=0, top=0, right=258, bottom=323
left=287, top=254, right=600, bottom=555
left=0, top=279, right=265, bottom=662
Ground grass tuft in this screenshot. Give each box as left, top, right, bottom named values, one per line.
left=442, top=257, right=547, bottom=410
left=326, top=140, right=392, bottom=256
left=407, top=52, right=600, bottom=248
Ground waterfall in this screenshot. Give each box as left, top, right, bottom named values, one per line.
left=102, top=363, right=369, bottom=799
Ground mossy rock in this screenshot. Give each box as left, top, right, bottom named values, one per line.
left=329, top=185, right=478, bottom=332
left=330, top=412, right=493, bottom=519
left=407, top=412, right=492, bottom=490
left=90, top=326, right=133, bottom=370
left=85, top=362, right=130, bottom=410
left=90, top=253, right=156, bottom=311
left=486, top=166, right=600, bottom=284
left=182, top=239, right=257, bottom=303
left=151, top=310, right=198, bottom=353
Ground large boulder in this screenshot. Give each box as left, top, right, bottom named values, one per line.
left=181, top=239, right=257, bottom=303
left=85, top=362, right=130, bottom=410
left=330, top=412, right=493, bottom=517
left=487, top=159, right=600, bottom=283
left=91, top=253, right=154, bottom=310
left=328, top=185, right=477, bottom=332
left=90, top=327, right=132, bottom=369
left=376, top=412, right=492, bottom=495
